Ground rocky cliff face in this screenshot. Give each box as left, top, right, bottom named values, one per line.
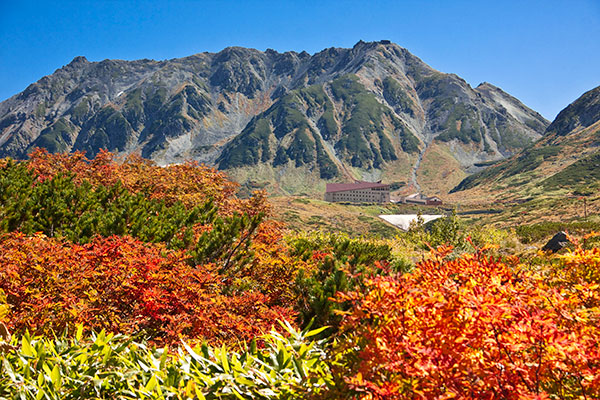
left=451, top=85, right=600, bottom=197
left=0, top=41, right=548, bottom=194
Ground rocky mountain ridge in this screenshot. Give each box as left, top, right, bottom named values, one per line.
left=0, top=41, right=549, bottom=195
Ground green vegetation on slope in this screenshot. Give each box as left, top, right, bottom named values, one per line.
left=434, top=100, right=482, bottom=144
left=542, top=151, right=600, bottom=190
left=223, top=117, right=273, bottom=167
left=451, top=145, right=563, bottom=193
left=69, top=97, right=93, bottom=124
left=220, top=75, right=421, bottom=177
left=331, top=75, right=418, bottom=168
left=218, top=84, right=340, bottom=179
left=28, top=118, right=75, bottom=153
left=75, top=106, right=133, bottom=157
left=382, top=77, right=417, bottom=117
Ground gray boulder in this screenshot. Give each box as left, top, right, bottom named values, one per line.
left=542, top=231, right=571, bottom=252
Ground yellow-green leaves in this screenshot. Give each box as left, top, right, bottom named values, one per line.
left=50, top=364, right=61, bottom=390
left=75, top=323, right=84, bottom=342
left=144, top=374, right=158, bottom=392
left=1, top=323, right=331, bottom=399
left=218, top=345, right=229, bottom=373
left=22, top=335, right=35, bottom=357
left=304, top=325, right=329, bottom=339
left=0, top=289, right=9, bottom=322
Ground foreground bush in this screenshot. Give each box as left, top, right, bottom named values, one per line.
left=0, top=153, right=267, bottom=273
left=555, top=238, right=600, bottom=284
left=0, top=151, right=299, bottom=345
left=334, top=245, right=600, bottom=399
left=0, top=323, right=331, bottom=399
left=24, top=148, right=242, bottom=213
left=2, top=150, right=599, bottom=399
left=0, top=160, right=206, bottom=245
left=0, top=233, right=294, bottom=345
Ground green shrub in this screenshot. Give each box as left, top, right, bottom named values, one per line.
left=0, top=161, right=203, bottom=247
left=288, top=232, right=407, bottom=332
left=0, top=323, right=332, bottom=399
left=0, top=160, right=263, bottom=272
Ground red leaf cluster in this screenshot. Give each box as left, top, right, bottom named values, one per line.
left=0, top=232, right=294, bottom=345
left=336, top=246, right=600, bottom=399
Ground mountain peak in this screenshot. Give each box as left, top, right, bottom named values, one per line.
left=68, top=56, right=89, bottom=66
left=476, top=82, right=496, bottom=89
left=546, top=85, right=600, bottom=136
left=352, top=39, right=397, bottom=50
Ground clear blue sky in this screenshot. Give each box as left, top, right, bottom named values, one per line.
left=1, top=0, right=599, bottom=120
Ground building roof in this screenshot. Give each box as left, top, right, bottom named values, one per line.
left=325, top=181, right=389, bottom=193
left=404, top=193, right=443, bottom=203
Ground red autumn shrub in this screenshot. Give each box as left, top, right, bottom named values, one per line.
left=0, top=232, right=295, bottom=345
left=334, top=246, right=600, bottom=399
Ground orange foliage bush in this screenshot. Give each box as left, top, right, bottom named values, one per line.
left=335, top=246, right=600, bottom=399
left=0, top=232, right=294, bottom=345
left=0, top=150, right=302, bottom=346
left=238, top=220, right=311, bottom=306
left=25, top=148, right=268, bottom=216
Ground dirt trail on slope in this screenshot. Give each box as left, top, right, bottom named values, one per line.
left=411, top=139, right=431, bottom=192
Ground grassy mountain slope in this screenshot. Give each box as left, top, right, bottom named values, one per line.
left=450, top=85, right=600, bottom=202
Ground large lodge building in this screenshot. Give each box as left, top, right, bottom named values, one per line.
left=324, top=181, right=390, bottom=204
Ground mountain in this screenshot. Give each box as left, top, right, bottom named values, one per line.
left=450, top=85, right=600, bottom=198
left=0, top=41, right=548, bottom=195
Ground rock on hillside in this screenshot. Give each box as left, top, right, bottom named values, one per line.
left=451, top=85, right=600, bottom=197
left=0, top=41, right=549, bottom=195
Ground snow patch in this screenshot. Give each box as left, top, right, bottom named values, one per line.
left=379, top=214, right=444, bottom=231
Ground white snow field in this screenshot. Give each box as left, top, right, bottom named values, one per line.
left=379, top=214, right=445, bottom=231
